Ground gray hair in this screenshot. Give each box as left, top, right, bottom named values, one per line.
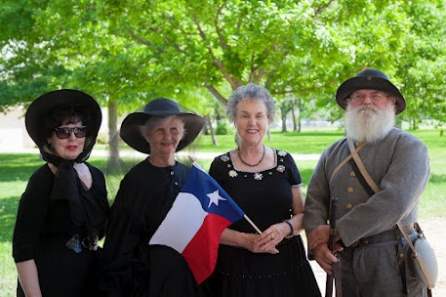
left=227, top=83, right=275, bottom=122
left=139, top=115, right=186, bottom=139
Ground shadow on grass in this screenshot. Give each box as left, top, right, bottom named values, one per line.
left=0, top=196, right=18, bottom=243
left=430, top=174, right=446, bottom=184
left=88, top=158, right=142, bottom=177
left=0, top=154, right=42, bottom=183
left=0, top=153, right=143, bottom=182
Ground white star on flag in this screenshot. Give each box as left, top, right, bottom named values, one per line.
left=207, top=190, right=226, bottom=208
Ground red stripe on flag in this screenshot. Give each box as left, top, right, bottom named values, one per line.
left=182, top=214, right=232, bottom=284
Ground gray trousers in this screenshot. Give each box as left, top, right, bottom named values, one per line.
left=339, top=233, right=427, bottom=297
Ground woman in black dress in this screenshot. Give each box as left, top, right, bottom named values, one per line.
left=207, top=83, right=321, bottom=297
left=12, top=89, right=109, bottom=297
left=100, top=98, right=206, bottom=297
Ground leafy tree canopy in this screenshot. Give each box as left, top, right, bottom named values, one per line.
left=0, top=0, right=445, bottom=126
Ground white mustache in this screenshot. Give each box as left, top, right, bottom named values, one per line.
left=357, top=106, right=378, bottom=114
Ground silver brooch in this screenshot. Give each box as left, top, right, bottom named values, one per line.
left=277, top=165, right=285, bottom=173
left=278, top=150, right=287, bottom=157
left=220, top=155, right=230, bottom=162
left=228, top=170, right=238, bottom=177
left=254, top=173, right=263, bottom=180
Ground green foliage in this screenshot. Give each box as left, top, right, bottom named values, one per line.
left=1, top=0, right=446, bottom=125
left=215, top=121, right=229, bottom=135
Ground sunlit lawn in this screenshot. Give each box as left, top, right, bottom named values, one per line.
left=0, top=130, right=445, bottom=296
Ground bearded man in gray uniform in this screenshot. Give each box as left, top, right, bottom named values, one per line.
left=304, top=68, right=430, bottom=297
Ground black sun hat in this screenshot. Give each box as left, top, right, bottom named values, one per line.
left=25, top=89, right=102, bottom=161
left=119, top=98, right=205, bottom=154
left=335, top=68, right=406, bottom=114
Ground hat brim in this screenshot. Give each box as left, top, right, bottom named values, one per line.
left=120, top=112, right=205, bottom=154
left=25, top=89, right=102, bottom=147
left=336, top=77, right=406, bottom=114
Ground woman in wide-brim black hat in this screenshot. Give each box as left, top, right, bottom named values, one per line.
left=13, top=89, right=109, bottom=297
left=100, top=98, right=206, bottom=297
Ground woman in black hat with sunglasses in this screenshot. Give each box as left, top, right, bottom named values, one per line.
left=12, top=89, right=109, bottom=297
left=100, top=98, right=206, bottom=297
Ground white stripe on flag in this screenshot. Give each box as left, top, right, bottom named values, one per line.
left=149, top=192, right=207, bottom=252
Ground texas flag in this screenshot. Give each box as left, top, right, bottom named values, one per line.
left=149, top=163, right=245, bottom=284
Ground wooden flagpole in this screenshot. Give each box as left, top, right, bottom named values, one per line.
left=243, top=214, right=262, bottom=234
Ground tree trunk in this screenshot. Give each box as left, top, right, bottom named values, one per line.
left=290, top=100, right=297, bottom=131
left=281, top=106, right=287, bottom=132
left=411, top=119, right=418, bottom=130
left=297, top=98, right=302, bottom=132
left=107, top=99, right=122, bottom=173
left=206, top=115, right=217, bottom=145
left=203, top=119, right=210, bottom=135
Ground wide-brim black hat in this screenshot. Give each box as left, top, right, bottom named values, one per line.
left=120, top=98, right=205, bottom=154
left=25, top=89, right=102, bottom=154
left=336, top=68, right=406, bottom=114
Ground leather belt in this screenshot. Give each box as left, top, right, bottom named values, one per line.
left=350, top=224, right=414, bottom=248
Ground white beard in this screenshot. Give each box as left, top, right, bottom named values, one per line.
left=345, top=104, right=395, bottom=143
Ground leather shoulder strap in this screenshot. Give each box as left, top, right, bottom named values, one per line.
left=329, top=140, right=366, bottom=184
left=347, top=139, right=380, bottom=192
left=346, top=138, right=418, bottom=256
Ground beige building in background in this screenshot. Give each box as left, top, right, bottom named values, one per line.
left=0, top=106, right=109, bottom=152
left=0, top=106, right=34, bottom=151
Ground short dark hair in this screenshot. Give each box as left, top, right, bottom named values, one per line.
left=42, top=105, right=91, bottom=140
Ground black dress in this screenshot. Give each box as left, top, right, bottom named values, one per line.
left=100, top=159, right=204, bottom=297
left=12, top=163, right=109, bottom=297
left=207, top=150, right=321, bottom=297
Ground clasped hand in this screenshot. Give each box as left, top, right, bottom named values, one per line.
left=245, top=222, right=290, bottom=254
left=308, top=225, right=343, bottom=274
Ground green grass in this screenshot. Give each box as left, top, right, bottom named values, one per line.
left=0, top=129, right=445, bottom=296
left=96, top=130, right=346, bottom=155
left=184, top=130, right=346, bottom=154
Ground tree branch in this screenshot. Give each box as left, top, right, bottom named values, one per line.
left=163, top=15, right=189, bottom=54
left=192, top=16, right=243, bottom=89
left=313, top=0, right=336, bottom=17
left=205, top=84, right=228, bottom=105
left=248, top=50, right=267, bottom=83
left=126, top=28, right=164, bottom=55
left=214, top=1, right=230, bottom=50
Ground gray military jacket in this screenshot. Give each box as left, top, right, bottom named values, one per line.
left=304, top=128, right=430, bottom=247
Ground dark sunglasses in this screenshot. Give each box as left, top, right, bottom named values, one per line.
left=53, top=126, right=87, bottom=139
